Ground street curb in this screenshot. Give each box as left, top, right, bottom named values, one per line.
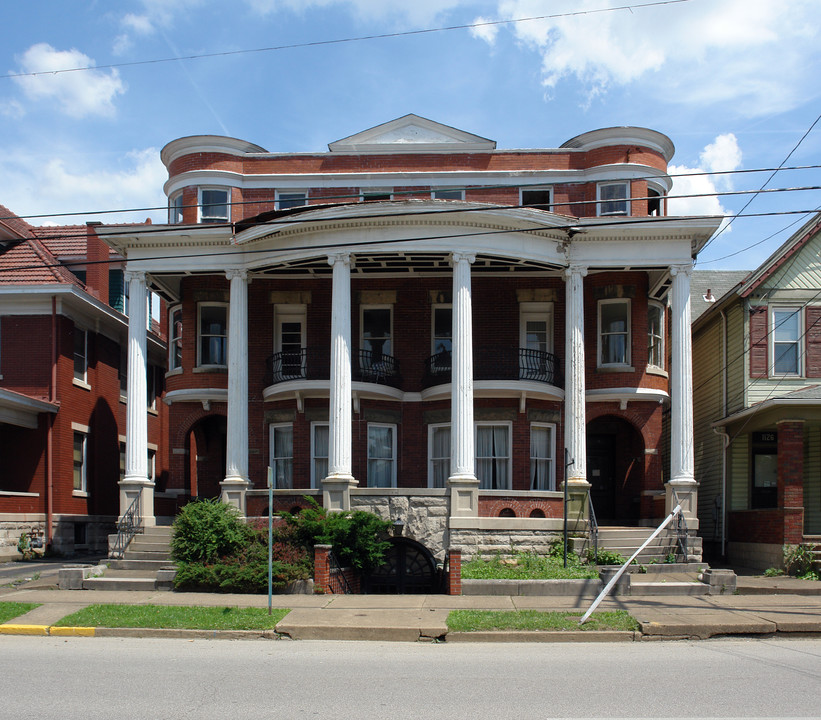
left=94, top=627, right=281, bottom=640
left=0, top=624, right=49, bottom=636
left=49, top=626, right=96, bottom=637
left=446, top=630, right=639, bottom=643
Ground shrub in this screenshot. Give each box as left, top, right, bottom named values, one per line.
left=783, top=544, right=818, bottom=580
left=280, top=498, right=392, bottom=574
left=171, top=499, right=252, bottom=564
left=586, top=548, right=626, bottom=566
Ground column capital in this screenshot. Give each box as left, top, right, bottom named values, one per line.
left=450, top=252, right=476, bottom=266
left=670, top=263, right=693, bottom=278
left=124, top=269, right=145, bottom=283
left=225, top=268, right=248, bottom=281
left=564, top=264, right=588, bottom=279
left=328, top=252, right=351, bottom=267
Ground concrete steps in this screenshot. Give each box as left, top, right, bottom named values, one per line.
left=87, top=526, right=175, bottom=591
left=594, top=527, right=701, bottom=563
left=803, top=536, right=821, bottom=570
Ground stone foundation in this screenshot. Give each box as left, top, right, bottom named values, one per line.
left=0, top=514, right=115, bottom=560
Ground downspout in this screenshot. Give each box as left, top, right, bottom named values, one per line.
left=714, top=307, right=730, bottom=559
left=46, top=296, right=57, bottom=547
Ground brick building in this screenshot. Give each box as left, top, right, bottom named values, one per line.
left=101, top=115, right=720, bottom=563
left=0, top=208, right=168, bottom=558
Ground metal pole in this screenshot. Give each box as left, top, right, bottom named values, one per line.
left=267, top=466, right=273, bottom=616
left=564, top=449, right=573, bottom=568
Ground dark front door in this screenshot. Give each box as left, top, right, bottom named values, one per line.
left=587, top=433, right=616, bottom=521
left=365, top=538, right=438, bottom=594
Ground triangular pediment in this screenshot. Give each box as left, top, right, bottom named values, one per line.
left=328, top=114, right=496, bottom=153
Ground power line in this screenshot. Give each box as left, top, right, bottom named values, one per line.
left=0, top=0, right=697, bottom=81
left=5, top=164, right=821, bottom=224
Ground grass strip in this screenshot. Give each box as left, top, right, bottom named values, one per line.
left=53, top=604, right=290, bottom=630
left=446, top=609, right=639, bottom=632
left=462, top=552, right=599, bottom=580
left=0, top=602, right=40, bottom=624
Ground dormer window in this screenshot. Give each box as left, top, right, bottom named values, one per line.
left=432, top=189, right=464, bottom=200
left=198, top=188, right=229, bottom=224
left=277, top=191, right=307, bottom=210
left=598, top=182, right=629, bottom=216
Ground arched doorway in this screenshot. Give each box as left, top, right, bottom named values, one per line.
left=364, top=537, right=440, bottom=594
left=186, top=415, right=227, bottom=500
left=586, top=416, right=645, bottom=525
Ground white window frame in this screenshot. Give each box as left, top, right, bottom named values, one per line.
left=520, top=186, right=552, bottom=210
left=647, top=183, right=664, bottom=217
left=197, top=302, right=228, bottom=368
left=647, top=300, right=665, bottom=370
left=169, top=305, right=183, bottom=372
left=519, top=302, right=554, bottom=353
left=198, top=187, right=230, bottom=224
left=428, top=423, right=451, bottom=489
left=310, top=422, right=329, bottom=489
left=770, top=306, right=803, bottom=377
left=269, top=423, right=294, bottom=490
left=598, top=298, right=631, bottom=368
left=597, top=182, right=630, bottom=216
left=274, top=304, right=307, bottom=379
left=73, top=326, right=88, bottom=386
left=474, top=421, right=512, bottom=491
left=73, top=431, right=88, bottom=494
left=529, top=423, right=556, bottom=491
left=169, top=192, right=184, bottom=224
left=360, top=304, right=393, bottom=358
left=367, top=423, right=397, bottom=488
left=276, top=191, right=307, bottom=210
left=431, top=189, right=464, bottom=201
left=431, top=304, right=452, bottom=357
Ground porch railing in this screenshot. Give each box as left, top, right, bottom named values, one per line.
left=671, top=487, right=689, bottom=561
left=111, top=494, right=141, bottom=559
left=354, top=349, right=401, bottom=387
left=264, top=347, right=329, bottom=386
left=423, top=347, right=562, bottom=387
left=328, top=549, right=354, bottom=594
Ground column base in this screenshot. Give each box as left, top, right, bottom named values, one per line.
left=666, top=478, right=699, bottom=529
left=561, top=480, right=590, bottom=532
left=447, top=474, right=479, bottom=518
left=220, top=477, right=250, bottom=516
left=322, top=474, right=358, bottom=512
left=118, top=477, right=155, bottom=528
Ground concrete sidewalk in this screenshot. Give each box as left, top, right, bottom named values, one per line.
left=3, top=583, right=821, bottom=642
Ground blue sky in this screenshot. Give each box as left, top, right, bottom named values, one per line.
left=1, top=0, right=820, bottom=270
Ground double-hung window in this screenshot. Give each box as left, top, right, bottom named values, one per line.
left=169, top=192, right=184, bottom=224
left=73, top=327, right=88, bottom=384
left=430, top=305, right=452, bottom=376
left=598, top=299, right=631, bottom=367
left=772, top=307, right=801, bottom=375
left=530, top=424, right=556, bottom=491
left=311, top=423, right=329, bottom=489
left=647, top=302, right=665, bottom=369
left=361, top=306, right=392, bottom=359
left=270, top=424, right=294, bottom=489
left=198, top=303, right=228, bottom=367
left=275, top=305, right=306, bottom=380
left=73, top=432, right=88, bottom=493
left=277, top=191, right=307, bottom=210
left=520, top=302, right=553, bottom=381
left=428, top=424, right=451, bottom=488
left=368, top=424, right=396, bottom=488
left=169, top=306, right=183, bottom=371
left=475, top=423, right=511, bottom=490
left=198, top=188, right=229, bottom=224
left=598, top=182, right=629, bottom=216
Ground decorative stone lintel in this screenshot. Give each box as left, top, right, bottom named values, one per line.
left=322, top=474, right=358, bottom=512
left=447, top=474, right=479, bottom=518
left=220, top=477, right=250, bottom=517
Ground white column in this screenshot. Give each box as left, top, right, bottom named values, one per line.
left=448, top=252, right=478, bottom=517
left=667, top=263, right=697, bottom=524
left=564, top=265, right=588, bottom=486
left=120, top=269, right=154, bottom=527
left=323, top=252, right=356, bottom=511
left=221, top=269, right=250, bottom=514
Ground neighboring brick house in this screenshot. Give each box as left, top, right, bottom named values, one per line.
left=693, top=213, right=821, bottom=569
left=101, top=114, right=720, bottom=564
left=0, top=207, right=169, bottom=559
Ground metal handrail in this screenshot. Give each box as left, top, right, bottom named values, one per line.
left=423, top=347, right=562, bottom=387
left=588, top=493, right=600, bottom=565
left=327, top=549, right=353, bottom=594
left=111, top=494, right=141, bottom=559
left=355, top=349, right=401, bottom=387
left=671, top=487, right=689, bottom=561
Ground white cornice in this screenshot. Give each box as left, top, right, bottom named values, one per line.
left=0, top=388, right=58, bottom=429
left=586, top=387, right=670, bottom=406
left=561, top=127, right=675, bottom=162
left=161, top=135, right=268, bottom=168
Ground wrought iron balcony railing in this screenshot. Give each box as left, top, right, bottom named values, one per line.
left=422, top=347, right=562, bottom=387
left=354, top=349, right=402, bottom=388
left=265, top=347, right=401, bottom=388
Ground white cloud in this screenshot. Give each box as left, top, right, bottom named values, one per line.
left=493, top=0, right=821, bottom=115
left=0, top=148, right=167, bottom=226
left=470, top=16, right=500, bottom=45
left=0, top=99, right=25, bottom=119
left=12, top=44, right=125, bottom=119
left=668, top=134, right=741, bottom=223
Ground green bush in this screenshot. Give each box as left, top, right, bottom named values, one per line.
left=783, top=544, right=818, bottom=580
left=280, top=498, right=392, bottom=574
left=586, top=548, right=626, bottom=566
left=171, top=499, right=251, bottom=564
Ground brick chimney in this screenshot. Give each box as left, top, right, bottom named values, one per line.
left=85, top=222, right=109, bottom=303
